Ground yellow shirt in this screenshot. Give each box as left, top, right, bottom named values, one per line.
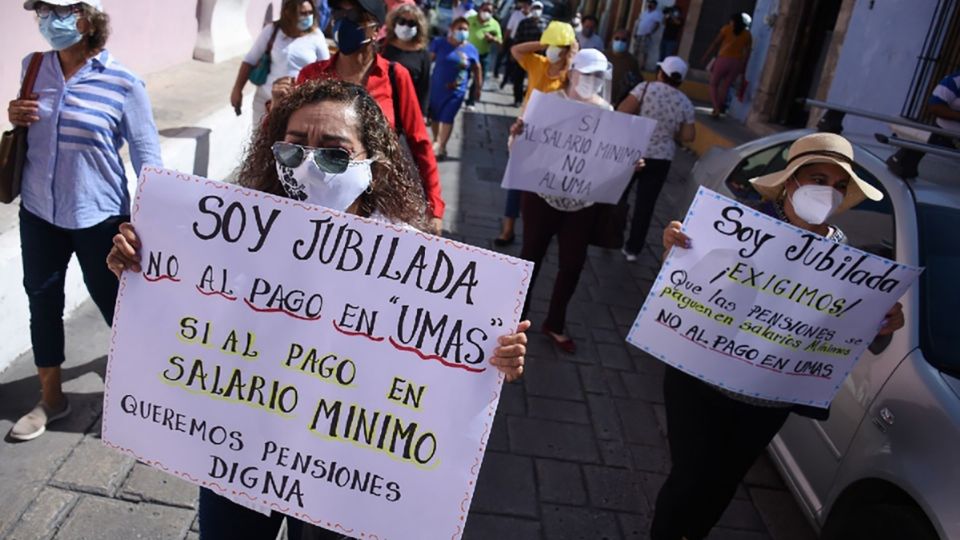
left=518, top=52, right=567, bottom=110
left=718, top=23, right=752, bottom=60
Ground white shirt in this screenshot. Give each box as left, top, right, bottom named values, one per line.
left=243, top=24, right=330, bottom=98
left=634, top=8, right=664, bottom=37
left=577, top=32, right=605, bottom=51
left=629, top=81, right=695, bottom=160
left=506, top=10, right=528, bottom=38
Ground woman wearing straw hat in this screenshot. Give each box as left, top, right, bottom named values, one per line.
left=650, top=133, right=906, bottom=540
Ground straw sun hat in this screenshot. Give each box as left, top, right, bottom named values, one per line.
left=749, top=133, right=883, bottom=212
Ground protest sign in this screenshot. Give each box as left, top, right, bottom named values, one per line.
left=500, top=90, right=657, bottom=204
left=626, top=187, right=923, bottom=408
left=101, top=167, right=533, bottom=539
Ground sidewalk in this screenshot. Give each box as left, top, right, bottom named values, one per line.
left=0, top=79, right=815, bottom=540
left=0, top=57, right=257, bottom=375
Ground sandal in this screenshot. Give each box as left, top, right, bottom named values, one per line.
left=542, top=325, right=576, bottom=354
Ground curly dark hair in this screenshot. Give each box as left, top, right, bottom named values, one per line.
left=80, top=4, right=110, bottom=52
left=237, top=79, right=427, bottom=229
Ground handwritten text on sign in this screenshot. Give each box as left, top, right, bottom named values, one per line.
left=101, top=168, right=533, bottom=540
left=500, top=90, right=657, bottom=204
left=626, top=187, right=922, bottom=408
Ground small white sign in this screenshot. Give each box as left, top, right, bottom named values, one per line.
left=500, top=90, right=657, bottom=203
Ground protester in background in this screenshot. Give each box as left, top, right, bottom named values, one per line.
left=577, top=15, right=604, bottom=51
left=290, top=0, right=445, bottom=234
left=886, top=68, right=960, bottom=178
left=494, top=20, right=577, bottom=247
left=632, top=0, right=662, bottom=71
left=107, top=78, right=530, bottom=540
left=315, top=0, right=333, bottom=33
left=507, top=0, right=546, bottom=107
left=464, top=1, right=501, bottom=109
left=651, top=132, right=905, bottom=540
left=383, top=3, right=432, bottom=116
left=428, top=17, right=482, bottom=159
left=232, top=0, right=330, bottom=122
left=514, top=49, right=635, bottom=354
left=6, top=0, right=162, bottom=442
left=606, top=28, right=641, bottom=106
left=701, top=12, right=752, bottom=118
left=616, top=56, right=694, bottom=262
left=659, top=6, right=683, bottom=60
left=499, top=0, right=531, bottom=91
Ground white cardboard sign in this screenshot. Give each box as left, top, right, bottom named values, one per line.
left=500, top=90, right=657, bottom=203
left=627, top=187, right=922, bottom=408
left=102, top=168, right=533, bottom=539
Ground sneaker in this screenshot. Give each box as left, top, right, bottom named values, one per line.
left=621, top=247, right=639, bottom=262
left=9, top=399, right=71, bottom=441
left=464, top=104, right=477, bottom=112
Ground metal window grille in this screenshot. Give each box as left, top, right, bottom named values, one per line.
left=901, top=0, right=960, bottom=122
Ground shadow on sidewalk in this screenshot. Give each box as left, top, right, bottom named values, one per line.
left=1, top=355, right=107, bottom=442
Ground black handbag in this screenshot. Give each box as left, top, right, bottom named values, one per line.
left=0, top=52, right=43, bottom=204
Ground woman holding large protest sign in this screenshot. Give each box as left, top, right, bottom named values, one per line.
left=649, top=133, right=905, bottom=540
left=106, top=79, right=529, bottom=540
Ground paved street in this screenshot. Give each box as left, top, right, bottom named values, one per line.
left=0, top=81, right=816, bottom=540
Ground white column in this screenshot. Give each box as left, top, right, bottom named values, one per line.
left=194, top=0, right=255, bottom=63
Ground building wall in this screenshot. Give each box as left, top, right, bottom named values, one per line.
left=1, top=0, right=278, bottom=114
left=823, top=0, right=937, bottom=136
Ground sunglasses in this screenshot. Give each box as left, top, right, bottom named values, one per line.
left=35, top=3, right=81, bottom=19
left=273, top=142, right=353, bottom=174
left=396, top=18, right=418, bottom=27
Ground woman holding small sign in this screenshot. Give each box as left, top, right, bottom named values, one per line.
left=511, top=49, right=643, bottom=354
left=650, top=133, right=906, bottom=540
left=106, top=79, right=530, bottom=540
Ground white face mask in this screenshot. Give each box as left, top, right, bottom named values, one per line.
left=545, top=45, right=563, bottom=64
left=531, top=8, right=543, bottom=17
left=479, top=11, right=492, bottom=21
left=573, top=73, right=603, bottom=99
left=395, top=24, right=418, bottom=41
left=275, top=151, right=373, bottom=211
left=789, top=178, right=844, bottom=225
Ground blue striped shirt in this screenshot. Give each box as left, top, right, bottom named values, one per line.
left=21, top=50, right=162, bottom=229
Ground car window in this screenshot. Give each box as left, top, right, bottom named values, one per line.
left=829, top=165, right=895, bottom=259
left=725, top=142, right=790, bottom=205
left=917, top=203, right=960, bottom=376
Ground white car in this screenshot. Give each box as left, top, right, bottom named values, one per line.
left=686, top=129, right=959, bottom=540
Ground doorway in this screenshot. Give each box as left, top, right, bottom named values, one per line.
left=770, top=0, right=842, bottom=127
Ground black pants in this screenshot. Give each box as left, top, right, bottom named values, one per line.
left=20, top=208, right=124, bottom=368
left=650, top=368, right=791, bottom=540
left=467, top=53, right=488, bottom=105
left=198, top=488, right=351, bottom=539
left=508, top=58, right=527, bottom=104
left=624, top=158, right=672, bottom=255
left=519, top=193, right=598, bottom=333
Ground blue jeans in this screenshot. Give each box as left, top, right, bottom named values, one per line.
left=503, top=189, right=521, bottom=219
left=20, top=208, right=124, bottom=368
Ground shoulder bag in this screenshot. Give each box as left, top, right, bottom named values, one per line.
left=588, top=82, right=651, bottom=249
left=0, top=52, right=44, bottom=204
left=249, top=24, right=281, bottom=86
